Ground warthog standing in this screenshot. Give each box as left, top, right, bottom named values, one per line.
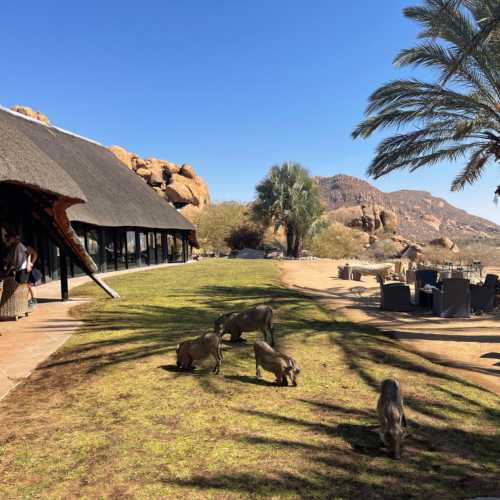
left=214, top=305, right=275, bottom=346
left=176, top=332, right=223, bottom=374
left=254, top=340, right=300, bottom=386
left=377, top=377, right=407, bottom=459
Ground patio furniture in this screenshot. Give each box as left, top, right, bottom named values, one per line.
left=379, top=282, right=412, bottom=312
left=338, top=265, right=351, bottom=280
left=351, top=270, right=362, bottom=281
left=419, top=285, right=440, bottom=309
left=415, top=269, right=438, bottom=306
left=0, top=276, right=30, bottom=320
left=483, top=273, right=498, bottom=289
left=470, top=274, right=498, bottom=312
left=432, top=278, right=471, bottom=318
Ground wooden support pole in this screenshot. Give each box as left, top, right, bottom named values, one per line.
left=59, top=247, right=69, bottom=301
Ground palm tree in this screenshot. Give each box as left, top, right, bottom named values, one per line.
left=253, top=162, right=323, bottom=257
left=352, top=0, right=500, bottom=195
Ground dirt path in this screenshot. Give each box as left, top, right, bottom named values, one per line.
left=280, top=259, right=500, bottom=396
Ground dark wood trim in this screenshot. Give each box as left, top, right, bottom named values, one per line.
left=59, top=247, right=69, bottom=301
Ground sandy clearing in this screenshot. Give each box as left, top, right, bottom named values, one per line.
left=280, top=259, right=500, bottom=395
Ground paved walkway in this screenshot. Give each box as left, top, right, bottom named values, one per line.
left=281, top=260, right=500, bottom=396
left=0, top=263, right=185, bottom=401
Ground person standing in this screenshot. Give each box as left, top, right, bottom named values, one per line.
left=5, top=231, right=29, bottom=285
left=26, top=246, right=40, bottom=308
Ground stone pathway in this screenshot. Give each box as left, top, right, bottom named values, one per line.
left=0, top=263, right=185, bottom=401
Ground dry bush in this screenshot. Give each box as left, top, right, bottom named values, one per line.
left=455, top=240, right=500, bottom=266
left=307, top=223, right=365, bottom=259
left=364, top=238, right=400, bottom=261
left=195, top=201, right=254, bottom=255
left=420, top=245, right=458, bottom=265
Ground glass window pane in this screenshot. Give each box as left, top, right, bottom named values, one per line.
left=105, top=230, right=116, bottom=270
left=127, top=231, right=137, bottom=268
left=139, top=232, right=148, bottom=265
left=148, top=233, right=156, bottom=265
left=174, top=233, right=183, bottom=262
left=167, top=234, right=174, bottom=262
left=86, top=228, right=100, bottom=268
left=116, top=230, right=127, bottom=270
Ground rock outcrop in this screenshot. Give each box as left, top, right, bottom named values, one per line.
left=108, top=146, right=210, bottom=221
left=329, top=204, right=398, bottom=234
left=429, top=236, right=460, bottom=253
left=11, top=105, right=50, bottom=124
left=316, top=174, right=500, bottom=241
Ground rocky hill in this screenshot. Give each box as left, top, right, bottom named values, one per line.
left=316, top=174, right=500, bottom=242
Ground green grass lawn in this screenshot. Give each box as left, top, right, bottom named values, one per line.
left=0, top=259, right=499, bottom=499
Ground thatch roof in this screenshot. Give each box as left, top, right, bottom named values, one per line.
left=0, top=107, right=194, bottom=232
left=0, top=110, right=86, bottom=204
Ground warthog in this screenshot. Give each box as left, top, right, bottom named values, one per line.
left=377, top=377, right=407, bottom=459
left=176, top=332, right=223, bottom=374
left=214, top=305, right=275, bottom=346
left=254, top=340, right=300, bottom=386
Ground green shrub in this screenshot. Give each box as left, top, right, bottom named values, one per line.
left=195, top=202, right=265, bottom=255
left=225, top=223, right=264, bottom=250
left=365, top=238, right=400, bottom=260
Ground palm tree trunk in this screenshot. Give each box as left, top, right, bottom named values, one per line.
left=286, top=226, right=295, bottom=257
left=292, top=233, right=302, bottom=258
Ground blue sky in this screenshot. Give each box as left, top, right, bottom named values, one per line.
left=2, top=0, right=499, bottom=223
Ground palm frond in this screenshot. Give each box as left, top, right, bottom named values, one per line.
left=353, top=0, right=500, bottom=193
left=451, top=146, right=491, bottom=189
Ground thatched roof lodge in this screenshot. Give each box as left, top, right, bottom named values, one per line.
left=0, top=106, right=196, bottom=298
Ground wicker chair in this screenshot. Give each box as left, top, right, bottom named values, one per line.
left=470, top=274, right=498, bottom=313
left=415, top=269, right=438, bottom=307
left=432, top=278, right=471, bottom=318
left=0, top=277, right=30, bottom=320
left=380, top=283, right=412, bottom=311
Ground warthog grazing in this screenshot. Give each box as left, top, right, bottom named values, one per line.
left=214, top=305, right=275, bottom=346
left=377, top=377, right=407, bottom=459
left=176, top=332, right=223, bottom=374
left=254, top=340, right=300, bottom=386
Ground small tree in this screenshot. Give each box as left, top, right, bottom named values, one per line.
left=253, top=162, right=324, bottom=257
left=195, top=202, right=251, bottom=255
left=366, top=238, right=401, bottom=261
left=225, top=223, right=264, bottom=251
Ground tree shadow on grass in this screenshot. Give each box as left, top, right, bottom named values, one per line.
left=164, top=419, right=500, bottom=499
left=220, top=406, right=499, bottom=499
left=334, top=423, right=383, bottom=456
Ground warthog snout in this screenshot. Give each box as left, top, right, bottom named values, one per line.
left=385, top=428, right=404, bottom=459
left=289, top=367, right=300, bottom=386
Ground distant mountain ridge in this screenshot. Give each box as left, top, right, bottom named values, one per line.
left=315, top=174, right=500, bottom=242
